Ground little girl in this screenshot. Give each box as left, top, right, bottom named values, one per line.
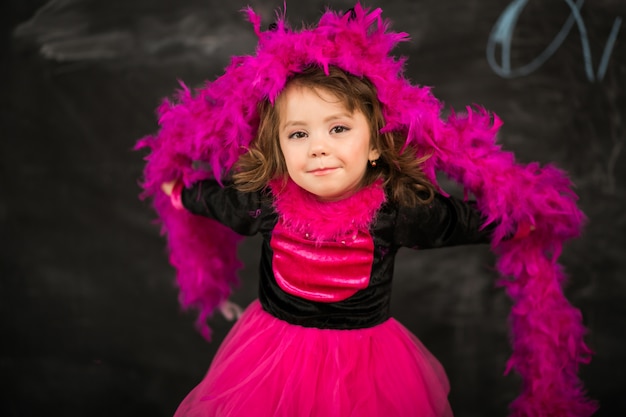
left=138, top=4, right=595, bottom=417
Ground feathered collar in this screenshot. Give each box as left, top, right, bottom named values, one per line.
left=269, top=179, right=386, bottom=244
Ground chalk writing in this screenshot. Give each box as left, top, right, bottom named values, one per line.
left=487, top=0, right=622, bottom=81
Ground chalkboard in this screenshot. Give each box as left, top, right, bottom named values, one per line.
left=3, top=0, right=624, bottom=416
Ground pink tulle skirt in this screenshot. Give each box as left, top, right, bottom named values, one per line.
left=174, top=300, right=453, bottom=417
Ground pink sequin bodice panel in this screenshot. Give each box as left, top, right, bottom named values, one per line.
left=270, top=221, right=374, bottom=302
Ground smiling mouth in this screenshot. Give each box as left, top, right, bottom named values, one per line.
left=309, top=167, right=338, bottom=175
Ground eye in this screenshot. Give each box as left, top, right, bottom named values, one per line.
left=330, top=125, right=349, bottom=134
left=288, top=131, right=307, bottom=139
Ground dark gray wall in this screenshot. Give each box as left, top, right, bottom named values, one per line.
left=2, top=1, right=624, bottom=416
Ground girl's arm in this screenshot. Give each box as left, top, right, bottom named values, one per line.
left=393, top=193, right=532, bottom=249
left=163, top=178, right=274, bottom=237
left=393, top=193, right=494, bottom=249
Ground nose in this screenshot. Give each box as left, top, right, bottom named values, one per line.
left=309, top=132, right=329, bottom=157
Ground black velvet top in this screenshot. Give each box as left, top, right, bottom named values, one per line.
left=182, top=180, right=492, bottom=330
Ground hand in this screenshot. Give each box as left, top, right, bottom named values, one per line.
left=219, top=300, right=244, bottom=321
left=161, top=180, right=177, bottom=196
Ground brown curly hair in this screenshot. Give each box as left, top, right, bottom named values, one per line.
left=233, top=66, right=434, bottom=207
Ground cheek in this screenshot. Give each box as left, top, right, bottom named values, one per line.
left=279, top=143, right=298, bottom=171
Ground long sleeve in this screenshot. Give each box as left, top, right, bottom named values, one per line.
left=393, top=193, right=492, bottom=249
left=181, top=179, right=277, bottom=236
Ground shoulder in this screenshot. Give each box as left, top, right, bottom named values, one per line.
left=182, top=179, right=278, bottom=235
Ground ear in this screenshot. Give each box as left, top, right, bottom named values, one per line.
left=368, top=148, right=381, bottom=161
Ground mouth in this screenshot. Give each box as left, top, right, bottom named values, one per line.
left=308, top=167, right=338, bottom=176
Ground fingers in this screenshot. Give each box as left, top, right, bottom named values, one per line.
left=161, top=180, right=177, bottom=196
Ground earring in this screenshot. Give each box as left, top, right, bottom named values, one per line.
left=369, top=159, right=378, bottom=167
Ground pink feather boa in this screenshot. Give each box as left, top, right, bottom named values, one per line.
left=136, top=3, right=596, bottom=415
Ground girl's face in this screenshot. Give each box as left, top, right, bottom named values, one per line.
left=277, top=84, right=380, bottom=201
